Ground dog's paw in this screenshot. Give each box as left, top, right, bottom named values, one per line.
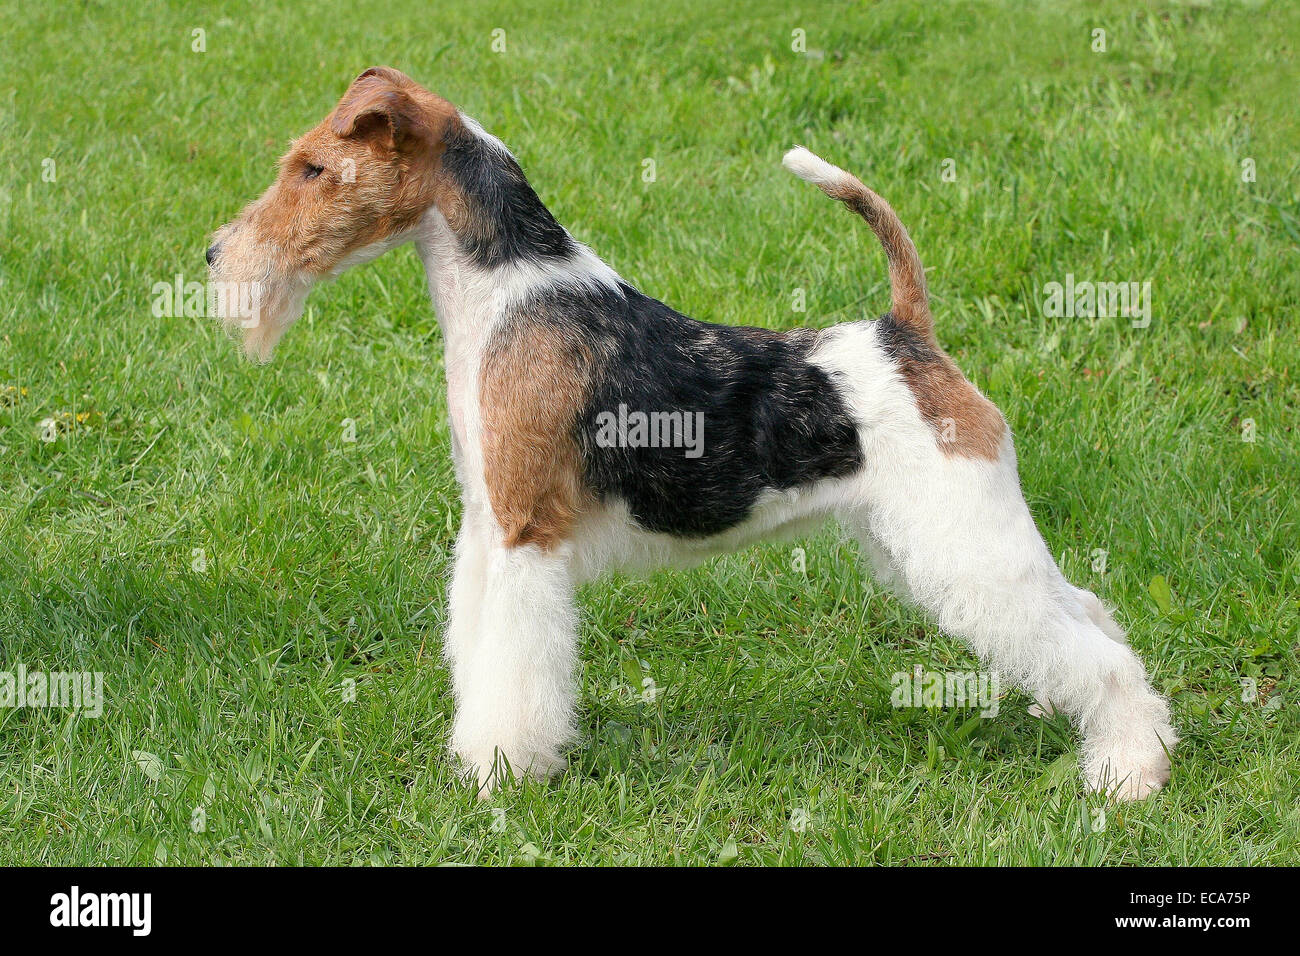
left=1085, top=759, right=1170, bottom=801
left=1082, top=729, right=1175, bottom=802
left=455, top=748, right=566, bottom=799
left=1079, top=676, right=1178, bottom=802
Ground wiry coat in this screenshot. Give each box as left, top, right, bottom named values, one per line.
left=208, top=68, right=1176, bottom=802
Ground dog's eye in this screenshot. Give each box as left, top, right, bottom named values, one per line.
left=303, top=164, right=324, bottom=181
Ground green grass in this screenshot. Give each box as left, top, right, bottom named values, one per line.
left=1, top=0, right=1297, bottom=865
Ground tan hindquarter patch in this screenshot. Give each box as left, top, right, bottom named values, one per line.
left=896, top=350, right=1006, bottom=461
left=480, top=321, right=593, bottom=549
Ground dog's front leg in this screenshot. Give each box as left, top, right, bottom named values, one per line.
left=444, top=506, right=491, bottom=701
left=448, top=535, right=578, bottom=795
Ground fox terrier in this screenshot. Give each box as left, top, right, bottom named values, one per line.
left=208, top=67, right=1176, bottom=800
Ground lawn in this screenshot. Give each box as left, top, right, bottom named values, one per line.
left=0, top=0, right=1296, bottom=865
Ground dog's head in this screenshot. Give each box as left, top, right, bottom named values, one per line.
left=207, top=67, right=460, bottom=360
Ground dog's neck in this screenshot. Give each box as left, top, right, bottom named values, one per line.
left=410, top=114, right=624, bottom=365
left=408, top=112, right=626, bottom=473
left=412, top=206, right=484, bottom=359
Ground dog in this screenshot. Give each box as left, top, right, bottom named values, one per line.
left=208, top=66, right=1176, bottom=800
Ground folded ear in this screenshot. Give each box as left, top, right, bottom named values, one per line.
left=354, top=65, right=414, bottom=87
left=330, top=67, right=430, bottom=148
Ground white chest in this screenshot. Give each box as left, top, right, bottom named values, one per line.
left=414, top=213, right=496, bottom=502
left=412, top=207, right=624, bottom=511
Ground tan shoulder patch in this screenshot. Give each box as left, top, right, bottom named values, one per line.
left=479, top=320, right=593, bottom=549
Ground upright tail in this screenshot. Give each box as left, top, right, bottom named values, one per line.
left=782, top=146, right=933, bottom=343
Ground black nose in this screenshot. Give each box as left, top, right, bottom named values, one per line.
left=205, top=244, right=219, bottom=267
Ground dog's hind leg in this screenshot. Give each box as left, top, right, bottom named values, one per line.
left=447, top=536, right=578, bottom=794
left=1027, top=588, right=1130, bottom=717
left=791, top=148, right=1175, bottom=799
left=842, top=450, right=1177, bottom=801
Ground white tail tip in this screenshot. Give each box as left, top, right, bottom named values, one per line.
left=782, top=146, right=850, bottom=187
